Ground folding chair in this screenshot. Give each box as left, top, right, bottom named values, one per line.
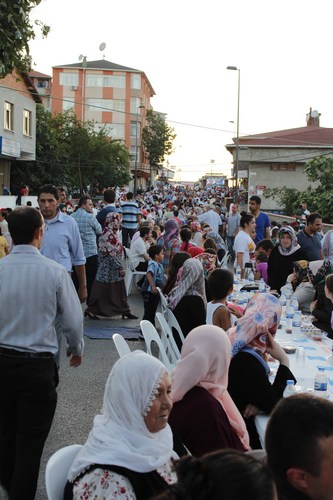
left=140, top=320, right=174, bottom=370
left=218, top=251, right=232, bottom=269
left=45, top=444, right=82, bottom=500
left=112, top=333, right=131, bottom=358
left=156, top=312, right=180, bottom=363
left=123, top=247, right=146, bottom=295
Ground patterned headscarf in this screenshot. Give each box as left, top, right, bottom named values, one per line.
left=167, top=258, right=206, bottom=310
left=98, top=212, right=122, bottom=257
left=293, top=260, right=309, bottom=283
left=308, top=260, right=333, bottom=287
left=277, top=226, right=301, bottom=256
left=228, top=293, right=282, bottom=358
left=171, top=325, right=250, bottom=450
left=190, top=221, right=202, bottom=234
left=160, top=219, right=180, bottom=248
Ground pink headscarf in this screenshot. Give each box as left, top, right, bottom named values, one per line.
left=171, top=325, right=250, bottom=450
left=228, top=293, right=282, bottom=358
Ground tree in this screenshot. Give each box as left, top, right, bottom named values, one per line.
left=0, top=0, right=50, bottom=78
left=142, top=110, right=176, bottom=181
left=11, top=106, right=131, bottom=194
left=264, top=156, right=333, bottom=222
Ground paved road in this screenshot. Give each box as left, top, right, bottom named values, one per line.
left=0, top=288, right=145, bottom=500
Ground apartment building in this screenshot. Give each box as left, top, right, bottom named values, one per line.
left=0, top=71, right=41, bottom=188
left=28, top=70, right=52, bottom=112
left=52, top=59, right=155, bottom=187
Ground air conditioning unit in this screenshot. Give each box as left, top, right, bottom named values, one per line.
left=71, top=86, right=78, bottom=91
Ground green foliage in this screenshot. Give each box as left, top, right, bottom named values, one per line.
left=142, top=110, right=176, bottom=167
left=264, top=156, right=333, bottom=221
left=0, top=0, right=50, bottom=77
left=11, top=106, right=131, bottom=194
left=264, top=187, right=303, bottom=216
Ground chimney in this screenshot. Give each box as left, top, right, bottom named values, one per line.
left=306, top=108, right=321, bottom=127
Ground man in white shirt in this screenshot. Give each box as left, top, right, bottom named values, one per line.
left=198, top=205, right=221, bottom=234
left=130, top=226, right=151, bottom=271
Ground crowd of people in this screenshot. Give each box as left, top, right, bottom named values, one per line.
left=1, top=181, right=333, bottom=499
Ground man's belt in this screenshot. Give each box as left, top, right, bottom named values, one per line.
left=0, top=347, right=54, bottom=359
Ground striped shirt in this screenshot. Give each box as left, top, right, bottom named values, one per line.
left=119, top=201, right=140, bottom=229
left=71, top=208, right=102, bottom=258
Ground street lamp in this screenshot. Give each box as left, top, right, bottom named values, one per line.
left=134, top=104, right=145, bottom=196
left=227, top=66, right=240, bottom=204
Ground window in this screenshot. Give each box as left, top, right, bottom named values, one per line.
left=270, top=163, right=296, bottom=171
left=86, top=74, right=126, bottom=88
left=131, top=74, right=141, bottom=90
left=93, top=123, right=125, bottom=139
left=87, top=98, right=125, bottom=112
left=23, top=109, right=32, bottom=136
left=59, top=72, right=79, bottom=86
left=63, top=97, right=75, bottom=111
left=130, top=121, right=139, bottom=138
left=130, top=97, right=142, bottom=115
left=130, top=145, right=136, bottom=161
left=4, top=101, right=14, bottom=131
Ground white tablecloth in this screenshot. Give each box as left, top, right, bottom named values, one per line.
left=254, top=327, right=333, bottom=449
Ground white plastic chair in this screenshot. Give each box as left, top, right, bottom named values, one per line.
left=157, top=287, right=168, bottom=315
left=124, top=247, right=146, bottom=295
left=140, top=320, right=174, bottom=370
left=45, top=444, right=82, bottom=500
left=156, top=312, right=180, bottom=363
left=218, top=251, right=232, bottom=269
left=112, top=333, right=131, bottom=358
left=164, top=307, right=185, bottom=346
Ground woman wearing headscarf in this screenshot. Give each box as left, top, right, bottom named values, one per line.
left=157, top=219, right=181, bottom=273
left=65, top=351, right=186, bottom=499
left=169, top=325, right=250, bottom=457
left=267, top=225, right=308, bottom=294
left=190, top=221, right=204, bottom=247
left=228, top=293, right=296, bottom=448
left=310, top=260, right=333, bottom=337
left=167, top=259, right=206, bottom=340
left=281, top=259, right=319, bottom=313
left=86, top=212, right=137, bottom=319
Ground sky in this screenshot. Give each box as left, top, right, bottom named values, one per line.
left=29, top=0, right=333, bottom=182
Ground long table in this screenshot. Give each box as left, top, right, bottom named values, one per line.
left=254, top=326, right=333, bottom=448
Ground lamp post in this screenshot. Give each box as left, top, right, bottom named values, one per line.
left=227, top=66, right=240, bottom=204
left=134, top=104, right=145, bottom=196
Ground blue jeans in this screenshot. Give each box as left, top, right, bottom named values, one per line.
left=226, top=236, right=235, bottom=260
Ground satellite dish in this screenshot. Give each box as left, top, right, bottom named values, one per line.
left=78, top=54, right=84, bottom=61
left=99, top=42, right=106, bottom=51
left=311, top=109, right=319, bottom=118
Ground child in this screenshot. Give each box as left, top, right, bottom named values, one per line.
left=0, top=228, right=9, bottom=258
left=141, top=245, right=165, bottom=325
left=254, top=252, right=268, bottom=283
left=206, top=269, right=237, bottom=331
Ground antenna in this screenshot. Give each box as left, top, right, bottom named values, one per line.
left=99, top=42, right=106, bottom=59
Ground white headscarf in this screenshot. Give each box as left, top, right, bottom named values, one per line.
left=68, top=351, right=177, bottom=481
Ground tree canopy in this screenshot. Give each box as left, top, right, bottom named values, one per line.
left=142, top=110, right=176, bottom=169
left=264, top=155, right=333, bottom=222
left=11, top=106, right=131, bottom=194
left=0, top=0, right=50, bottom=78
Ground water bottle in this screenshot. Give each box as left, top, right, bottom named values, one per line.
left=283, top=380, right=297, bottom=398
left=286, top=305, right=294, bottom=334
left=291, top=298, right=299, bottom=312
left=234, top=266, right=242, bottom=291
left=279, top=294, right=287, bottom=315
left=259, top=278, right=265, bottom=292
left=314, top=367, right=327, bottom=398
left=292, top=311, right=302, bottom=341
left=284, top=286, right=292, bottom=307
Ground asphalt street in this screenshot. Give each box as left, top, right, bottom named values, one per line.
left=0, top=287, right=145, bottom=500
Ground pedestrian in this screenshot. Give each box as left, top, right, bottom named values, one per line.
left=141, top=245, right=165, bottom=325
left=0, top=207, right=84, bottom=499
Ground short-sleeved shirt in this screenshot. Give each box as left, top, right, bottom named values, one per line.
left=296, top=230, right=322, bottom=261
left=119, top=201, right=140, bottom=229
left=254, top=212, right=270, bottom=244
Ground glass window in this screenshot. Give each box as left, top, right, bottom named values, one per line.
left=86, top=74, right=126, bottom=88
left=130, top=97, right=142, bottom=115
left=63, top=97, right=75, bottom=111
left=59, top=73, right=79, bottom=86
left=130, top=121, right=139, bottom=137
left=93, top=123, right=125, bottom=140
left=4, top=101, right=14, bottom=131
left=87, top=98, right=125, bottom=112
left=131, top=74, right=141, bottom=90
left=23, top=109, right=32, bottom=136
